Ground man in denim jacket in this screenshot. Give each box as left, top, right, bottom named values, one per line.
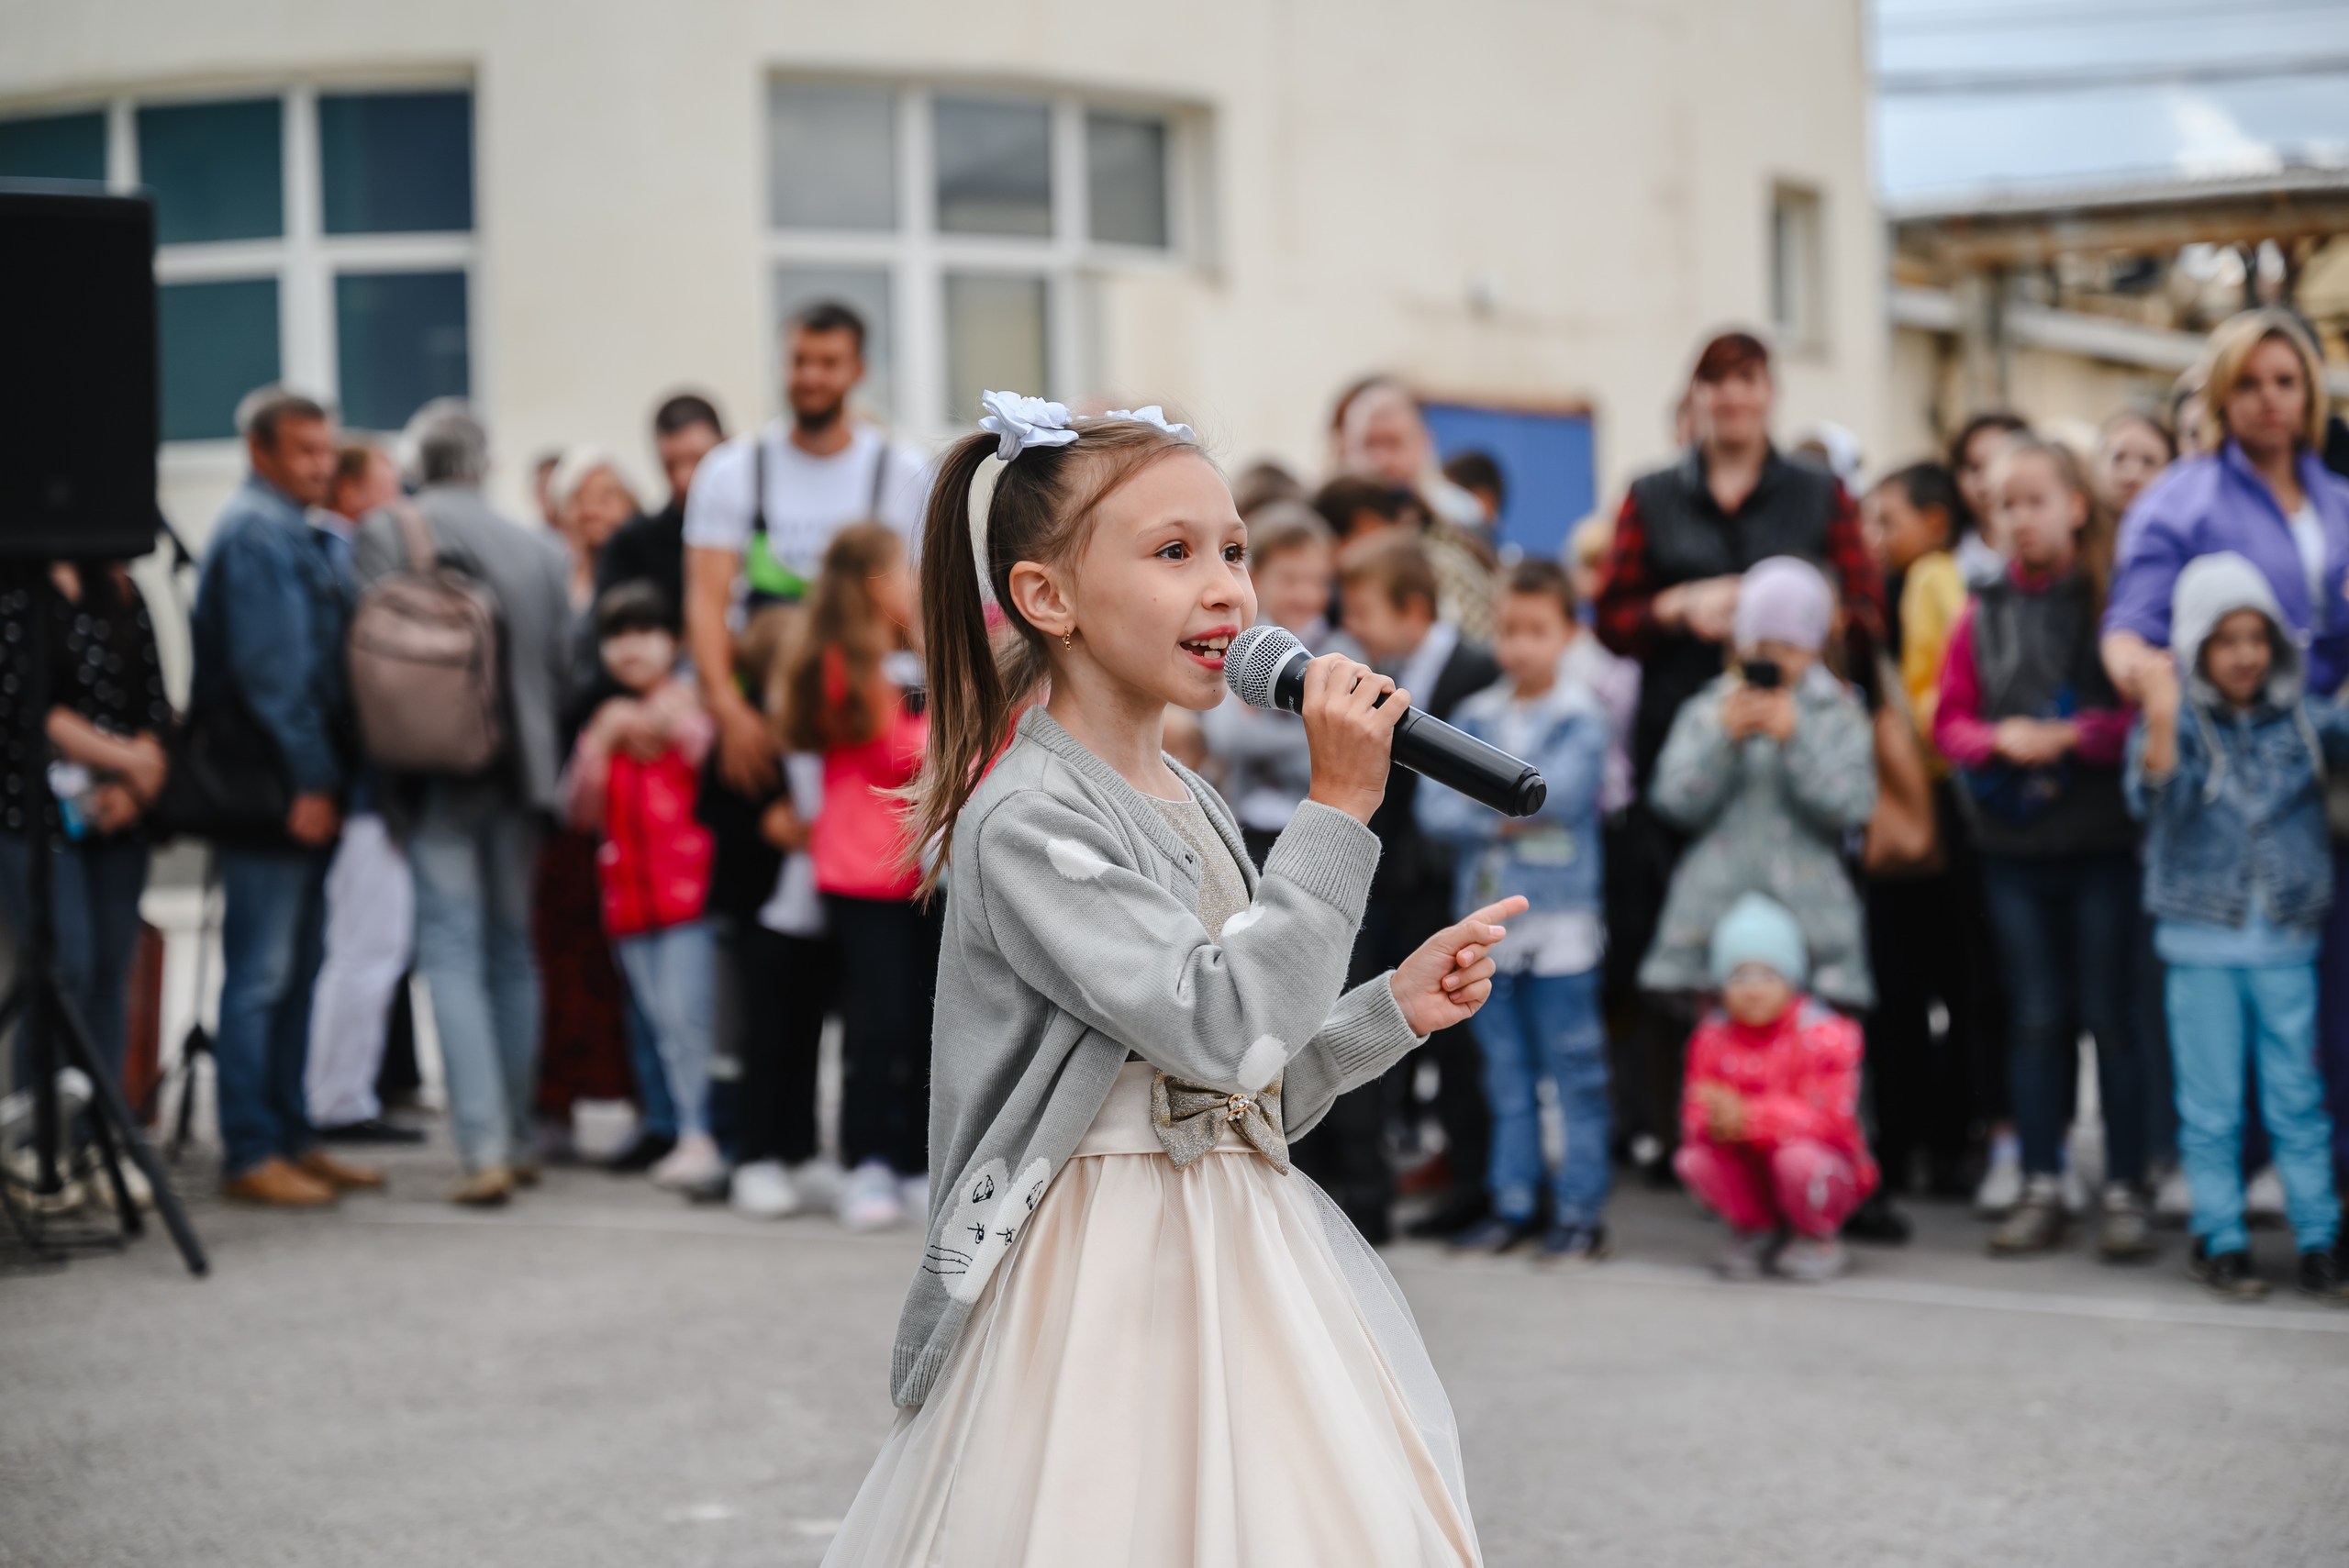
left=190, top=387, right=377, bottom=1207
left=2127, top=551, right=2349, bottom=1303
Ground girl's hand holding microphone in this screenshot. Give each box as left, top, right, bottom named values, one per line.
left=1300, top=652, right=1409, bottom=826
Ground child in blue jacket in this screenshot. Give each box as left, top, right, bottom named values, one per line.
left=2128, top=550, right=2349, bottom=1304
left=1419, top=560, right=1612, bottom=1262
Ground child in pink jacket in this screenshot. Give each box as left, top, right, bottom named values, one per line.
left=1675, top=893, right=1880, bottom=1283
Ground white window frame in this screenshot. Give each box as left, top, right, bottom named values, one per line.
left=1768, top=179, right=1827, bottom=356
left=764, top=78, right=1200, bottom=439
left=53, top=77, right=481, bottom=475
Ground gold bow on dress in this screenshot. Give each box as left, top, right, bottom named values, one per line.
left=1150, top=1073, right=1289, bottom=1173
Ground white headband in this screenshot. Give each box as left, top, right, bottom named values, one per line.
left=967, top=389, right=1197, bottom=585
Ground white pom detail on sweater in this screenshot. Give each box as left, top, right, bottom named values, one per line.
left=1236, top=1034, right=1287, bottom=1095
left=1045, top=838, right=1109, bottom=882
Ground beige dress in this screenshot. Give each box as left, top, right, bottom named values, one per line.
left=820, top=792, right=1482, bottom=1568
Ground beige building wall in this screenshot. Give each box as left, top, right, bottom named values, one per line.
left=1885, top=326, right=2176, bottom=468
left=2, top=0, right=1883, bottom=541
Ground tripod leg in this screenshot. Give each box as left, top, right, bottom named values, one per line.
left=0, top=981, right=28, bottom=1053
left=51, top=975, right=206, bottom=1275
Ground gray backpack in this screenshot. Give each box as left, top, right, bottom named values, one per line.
left=347, top=504, right=506, bottom=775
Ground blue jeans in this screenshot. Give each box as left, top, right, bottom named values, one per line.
left=0, top=833, right=150, bottom=1092
left=1471, top=967, right=1611, bottom=1227
left=624, top=984, right=678, bottom=1140
left=1979, top=852, right=2146, bottom=1183
left=615, top=920, right=715, bottom=1140
left=215, top=847, right=332, bottom=1175
left=408, top=791, right=541, bottom=1173
left=2165, top=962, right=2341, bottom=1254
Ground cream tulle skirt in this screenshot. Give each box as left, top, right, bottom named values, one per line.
left=820, top=1062, right=1483, bottom=1567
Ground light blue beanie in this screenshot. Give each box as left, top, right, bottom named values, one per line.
left=1708, top=893, right=1809, bottom=989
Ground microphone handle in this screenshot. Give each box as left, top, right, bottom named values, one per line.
left=1268, top=651, right=1547, bottom=817
left=1392, top=706, right=1548, bottom=817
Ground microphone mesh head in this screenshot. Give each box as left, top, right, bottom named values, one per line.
left=1225, top=624, right=1305, bottom=709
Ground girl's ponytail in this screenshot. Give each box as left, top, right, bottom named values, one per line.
left=903, top=431, right=1018, bottom=899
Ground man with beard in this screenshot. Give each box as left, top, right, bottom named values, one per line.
left=683, top=303, right=929, bottom=795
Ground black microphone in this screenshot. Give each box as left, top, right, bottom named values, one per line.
left=1224, top=625, right=1548, bottom=817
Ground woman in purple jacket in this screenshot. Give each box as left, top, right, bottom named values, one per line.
left=2102, top=307, right=2349, bottom=1191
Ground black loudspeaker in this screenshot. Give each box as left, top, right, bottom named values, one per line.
left=0, top=184, right=161, bottom=561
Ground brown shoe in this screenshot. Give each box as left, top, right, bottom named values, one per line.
left=450, top=1167, right=514, bottom=1207
left=509, top=1162, right=542, bottom=1189
left=295, top=1148, right=385, bottom=1192
left=222, top=1157, right=338, bottom=1207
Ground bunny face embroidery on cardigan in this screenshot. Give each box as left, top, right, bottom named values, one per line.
left=923, top=1156, right=1055, bottom=1306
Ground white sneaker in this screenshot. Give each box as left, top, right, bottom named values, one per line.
left=0, top=1067, right=93, bottom=1150
left=650, top=1133, right=724, bottom=1191
left=791, top=1157, right=848, bottom=1215
left=1774, top=1235, right=1851, bottom=1283
left=1713, top=1229, right=1775, bottom=1282
left=2153, top=1164, right=2192, bottom=1226
left=841, top=1160, right=906, bottom=1231
left=2059, top=1162, right=2090, bottom=1218
left=2245, top=1164, right=2288, bottom=1226
left=5, top=1150, right=92, bottom=1215
left=897, top=1172, right=930, bottom=1217
left=82, top=1149, right=155, bottom=1212
left=1975, top=1140, right=2023, bottom=1218
left=729, top=1159, right=802, bottom=1219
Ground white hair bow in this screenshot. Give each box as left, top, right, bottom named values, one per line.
left=967, top=392, right=1199, bottom=585
left=1102, top=406, right=1198, bottom=444
left=977, top=390, right=1078, bottom=461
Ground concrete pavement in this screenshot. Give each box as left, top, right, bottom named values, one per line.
left=4, top=1136, right=2345, bottom=1568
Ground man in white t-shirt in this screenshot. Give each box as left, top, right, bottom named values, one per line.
left=683, top=300, right=930, bottom=792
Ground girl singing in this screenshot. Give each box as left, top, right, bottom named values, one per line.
left=820, top=395, right=1519, bottom=1566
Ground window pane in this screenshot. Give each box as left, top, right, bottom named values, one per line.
left=319, top=91, right=473, bottom=234
left=932, top=97, right=1051, bottom=238
left=777, top=265, right=895, bottom=420
left=137, top=98, right=283, bottom=244
left=1086, top=112, right=1168, bottom=249
left=943, top=272, right=1048, bottom=424
left=0, top=110, right=106, bottom=183
left=336, top=270, right=469, bottom=433
left=769, top=82, right=896, bottom=230
left=159, top=277, right=280, bottom=441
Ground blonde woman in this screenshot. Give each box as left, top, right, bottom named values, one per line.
left=547, top=446, right=642, bottom=610
left=2102, top=308, right=2347, bottom=703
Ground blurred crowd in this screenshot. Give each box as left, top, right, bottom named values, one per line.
left=8, top=296, right=2349, bottom=1307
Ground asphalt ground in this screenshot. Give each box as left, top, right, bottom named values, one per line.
left=4, top=1134, right=2345, bottom=1568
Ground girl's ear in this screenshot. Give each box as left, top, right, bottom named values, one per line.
left=1005, top=559, right=1074, bottom=642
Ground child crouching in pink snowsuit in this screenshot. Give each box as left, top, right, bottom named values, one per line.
left=1675, top=893, right=1880, bottom=1283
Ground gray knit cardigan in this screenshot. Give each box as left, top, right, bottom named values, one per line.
left=888, top=707, right=1425, bottom=1407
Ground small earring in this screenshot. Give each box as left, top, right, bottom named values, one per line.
left=1061, top=628, right=1074, bottom=651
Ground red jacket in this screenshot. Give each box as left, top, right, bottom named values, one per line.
left=597, top=746, right=714, bottom=938
left=565, top=684, right=717, bottom=940
left=1679, top=999, right=1879, bottom=1188
left=814, top=684, right=928, bottom=902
